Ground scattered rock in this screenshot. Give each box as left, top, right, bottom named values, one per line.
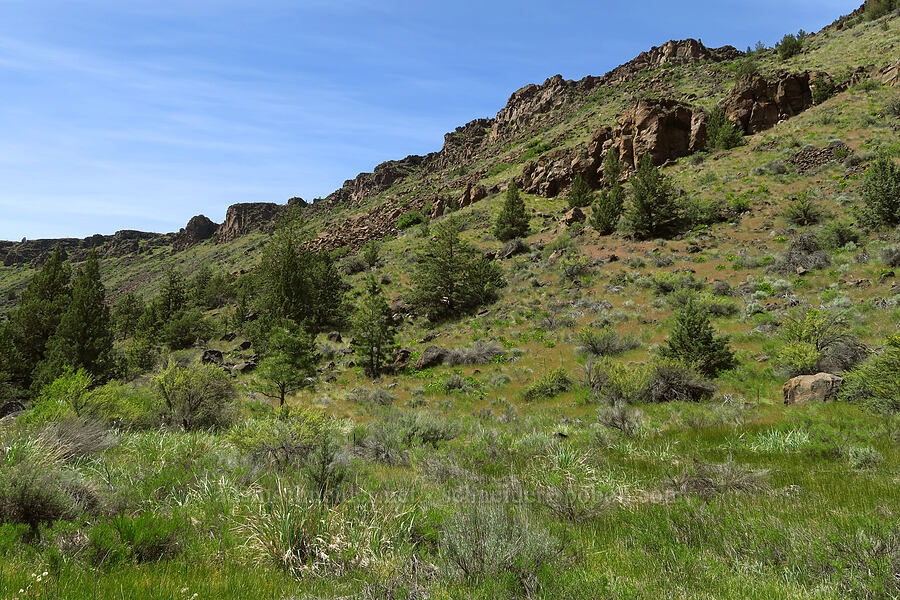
left=327, top=331, right=343, bottom=343
left=201, top=349, right=224, bottom=365
left=783, top=373, right=843, bottom=405
left=561, top=207, right=586, bottom=226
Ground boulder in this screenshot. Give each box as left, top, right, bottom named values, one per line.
left=216, top=203, right=285, bottom=242
left=562, top=207, right=586, bottom=226
left=326, top=331, right=343, bottom=343
left=0, top=401, right=25, bottom=419
left=416, top=345, right=448, bottom=369
left=201, top=349, right=224, bottom=365
left=174, top=215, right=218, bottom=251
left=497, top=238, right=530, bottom=259
left=783, top=373, right=843, bottom=405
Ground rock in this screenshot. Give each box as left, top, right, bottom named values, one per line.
left=174, top=215, right=218, bottom=251
left=722, top=73, right=814, bottom=134
left=232, top=360, right=258, bottom=374
left=880, top=60, right=900, bottom=87
left=416, top=345, right=448, bottom=369
left=783, top=373, right=843, bottom=405
left=393, top=347, right=412, bottom=369
left=216, top=203, right=285, bottom=242
left=562, top=207, right=586, bottom=226
left=201, top=349, right=224, bottom=365
left=0, top=401, right=25, bottom=419
left=458, top=183, right=487, bottom=209
left=236, top=340, right=252, bottom=351
left=327, top=331, right=343, bottom=343
left=614, top=97, right=704, bottom=169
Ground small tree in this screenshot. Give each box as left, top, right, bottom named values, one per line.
left=860, top=154, right=900, bottom=229
left=154, top=359, right=236, bottom=430
left=660, top=295, right=736, bottom=378
left=566, top=174, right=593, bottom=209
left=255, top=323, right=318, bottom=406
left=352, top=278, right=397, bottom=377
left=776, top=33, right=803, bottom=60
left=410, top=217, right=504, bottom=321
left=112, top=292, right=145, bottom=339
left=159, top=267, right=186, bottom=322
left=625, top=155, right=681, bottom=240
left=590, top=151, right=625, bottom=234
left=706, top=106, right=743, bottom=150
left=493, top=182, right=530, bottom=241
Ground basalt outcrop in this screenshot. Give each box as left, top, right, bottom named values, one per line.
left=0, top=230, right=172, bottom=267
left=721, top=73, right=816, bottom=134
left=216, top=203, right=285, bottom=242
left=174, top=215, right=218, bottom=251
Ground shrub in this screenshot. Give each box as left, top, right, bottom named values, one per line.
left=494, top=182, right=530, bottom=241
left=639, top=360, right=717, bottom=402
left=339, top=254, right=368, bottom=275
left=811, top=75, right=838, bottom=105
left=576, top=327, right=640, bottom=357
left=90, top=513, right=182, bottom=565
left=706, top=106, right=744, bottom=149
left=351, top=278, right=397, bottom=378
left=559, top=254, right=594, bottom=280
left=839, top=347, right=900, bottom=413
left=865, top=0, right=898, bottom=20
left=597, top=402, right=643, bottom=437
left=566, top=173, right=593, bottom=208
left=531, top=446, right=610, bottom=522
left=882, top=246, right=900, bottom=267
left=228, top=409, right=329, bottom=469
left=397, top=210, right=426, bottom=229
left=846, top=446, right=884, bottom=470
left=776, top=33, right=802, bottom=60
left=782, top=193, right=824, bottom=226
left=590, top=153, right=626, bottom=234
left=347, top=386, right=395, bottom=406
left=734, top=57, right=759, bottom=81
left=649, top=272, right=705, bottom=296
left=521, top=368, right=573, bottom=402
left=160, top=308, right=214, bottom=350
left=776, top=309, right=866, bottom=376
left=666, top=460, right=769, bottom=501
left=774, top=341, right=820, bottom=378
left=153, top=359, right=236, bottom=430
left=445, top=342, right=506, bottom=366
left=625, top=155, right=682, bottom=239
left=660, top=296, right=736, bottom=377
left=767, top=233, right=832, bottom=274
left=440, top=502, right=558, bottom=582
left=361, top=241, right=379, bottom=268
left=860, top=154, right=900, bottom=229
left=818, top=220, right=861, bottom=249
left=397, top=411, right=460, bottom=447
left=303, top=433, right=348, bottom=505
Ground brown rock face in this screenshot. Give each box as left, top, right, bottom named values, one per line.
left=490, top=74, right=573, bottom=141
left=561, top=207, right=586, bottom=226
left=722, top=73, right=814, bottom=134
left=216, top=203, right=284, bottom=242
left=520, top=150, right=574, bottom=197
left=605, top=39, right=741, bottom=83
left=881, top=60, right=900, bottom=87
left=614, top=97, right=705, bottom=169
left=174, top=215, right=218, bottom=251
left=783, top=373, right=843, bottom=405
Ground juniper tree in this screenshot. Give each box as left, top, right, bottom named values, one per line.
left=352, top=278, right=397, bottom=377
left=493, top=182, right=530, bottom=241
left=254, top=321, right=318, bottom=407
left=625, top=155, right=681, bottom=240
left=590, top=151, right=626, bottom=235
left=566, top=173, right=593, bottom=209
left=660, top=295, right=736, bottom=378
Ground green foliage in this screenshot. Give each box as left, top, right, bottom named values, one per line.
left=811, top=76, right=837, bottom=105
left=188, top=264, right=234, bottom=310
left=774, top=341, right=821, bottom=378
left=860, top=154, right=900, bottom=229
left=839, top=347, right=900, bottom=413
left=493, top=182, right=530, bottom=241
left=112, top=293, right=144, bottom=339
left=409, top=216, right=504, bottom=321
left=256, top=208, right=346, bottom=333
left=160, top=308, right=214, bottom=350
left=153, top=359, right=236, bottom=430
left=775, top=309, right=864, bottom=376
left=576, top=327, right=640, bottom=357
left=660, top=295, right=736, bottom=377
left=158, top=267, right=186, bottom=322
left=818, top=220, right=861, bottom=249
left=734, top=57, right=759, bottom=81
left=89, top=513, right=183, bottom=565
left=625, top=155, right=682, bottom=239
left=706, top=106, right=744, bottom=150
left=255, top=323, right=318, bottom=406
left=776, top=33, right=803, bottom=60
left=397, top=210, right=426, bottom=229
left=34, top=251, right=115, bottom=388
left=303, top=433, right=348, bottom=505
left=566, top=173, right=593, bottom=209
left=521, top=368, right=573, bottom=402
left=360, top=241, right=380, bottom=268
left=1, top=247, right=71, bottom=388
left=397, top=410, right=460, bottom=447
left=865, top=0, right=898, bottom=20
left=782, top=193, right=824, bottom=226
left=351, top=278, right=397, bottom=377
left=29, top=367, right=94, bottom=423
left=590, top=152, right=626, bottom=235
left=589, top=358, right=716, bottom=404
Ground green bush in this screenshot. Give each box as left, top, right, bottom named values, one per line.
left=89, top=513, right=183, bottom=565
left=839, top=347, right=900, bottom=413
left=576, top=327, right=640, bottom=357
left=397, top=210, right=426, bottom=229
left=566, top=173, right=593, bottom=208
left=521, top=368, right=573, bottom=402
left=493, top=182, right=530, bottom=241
left=660, top=296, right=736, bottom=378
left=776, top=33, right=803, bottom=60
left=865, top=0, right=898, bottom=20
left=818, top=220, right=861, bottom=249
left=860, top=154, right=900, bottom=229
left=397, top=411, right=460, bottom=448
left=160, top=308, right=214, bottom=350
left=588, top=358, right=715, bottom=404
left=782, top=193, right=824, bottom=226
left=625, top=155, right=682, bottom=239
left=811, top=76, right=838, bottom=105
left=706, top=106, right=744, bottom=149
left=153, top=359, right=236, bottom=430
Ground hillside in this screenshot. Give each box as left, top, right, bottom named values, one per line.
left=1, top=3, right=900, bottom=599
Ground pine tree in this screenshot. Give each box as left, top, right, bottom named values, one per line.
left=590, top=152, right=626, bottom=235
left=352, top=278, right=397, bottom=377
left=1, top=246, right=71, bottom=388
left=36, top=250, right=115, bottom=387
left=566, top=173, right=594, bottom=209
left=410, top=217, right=504, bottom=321
left=660, top=296, right=736, bottom=378
left=706, top=106, right=743, bottom=150
left=625, top=155, right=682, bottom=240
left=493, top=182, right=530, bottom=241
left=254, top=322, right=318, bottom=406
left=159, top=267, right=186, bottom=322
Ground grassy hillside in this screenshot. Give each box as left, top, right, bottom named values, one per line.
left=1, top=5, right=899, bottom=600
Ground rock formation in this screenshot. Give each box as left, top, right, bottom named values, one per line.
left=783, top=372, right=843, bottom=405
left=174, top=215, right=218, bottom=251
left=216, top=203, right=284, bottom=242
left=721, top=73, right=815, bottom=134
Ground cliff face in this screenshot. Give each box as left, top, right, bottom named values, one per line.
left=215, top=203, right=285, bottom=242
left=0, top=230, right=172, bottom=267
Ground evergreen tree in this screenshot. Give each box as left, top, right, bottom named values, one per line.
left=258, top=207, right=346, bottom=332
left=410, top=217, right=505, bottom=321
left=589, top=152, right=626, bottom=235
left=159, top=267, right=186, bottom=322
left=566, top=173, right=594, bottom=209
left=254, top=322, right=318, bottom=406
left=860, top=154, right=900, bottom=229
left=112, top=292, right=145, bottom=339
left=706, top=106, right=743, bottom=150
left=1, top=246, right=71, bottom=388
left=625, top=155, right=682, bottom=240
left=493, top=182, right=530, bottom=241
left=36, top=250, right=115, bottom=387
left=660, top=296, right=736, bottom=378
left=351, top=278, right=397, bottom=377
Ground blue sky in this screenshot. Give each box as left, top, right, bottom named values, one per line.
left=0, top=0, right=859, bottom=240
